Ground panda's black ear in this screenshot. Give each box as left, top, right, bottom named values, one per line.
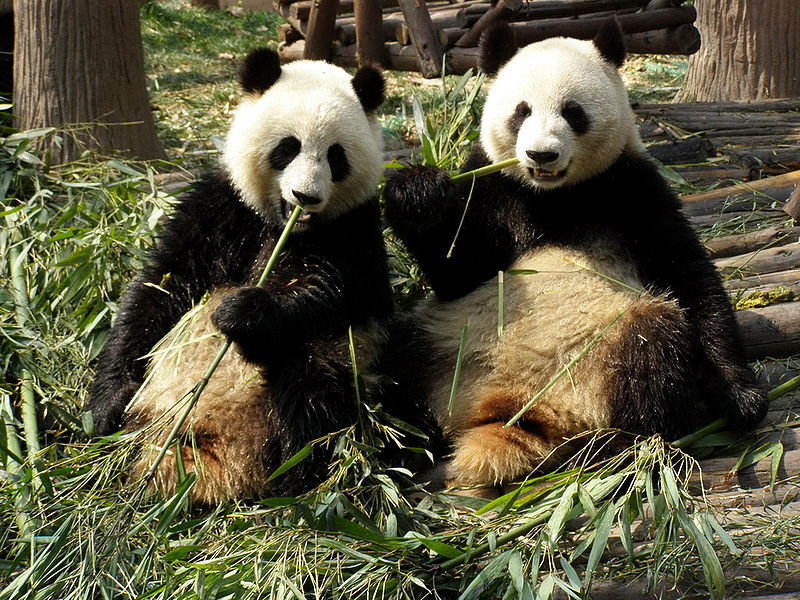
left=239, top=48, right=282, bottom=95
left=479, top=22, right=518, bottom=75
left=351, top=64, right=385, bottom=112
left=593, top=17, right=627, bottom=68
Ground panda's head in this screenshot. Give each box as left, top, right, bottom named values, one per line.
left=223, top=48, right=385, bottom=227
left=478, top=19, right=644, bottom=190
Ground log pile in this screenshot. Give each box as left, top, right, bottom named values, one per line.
left=273, top=0, right=700, bottom=77
left=637, top=99, right=800, bottom=182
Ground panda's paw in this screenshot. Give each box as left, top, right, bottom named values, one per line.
left=384, top=165, right=451, bottom=224
left=84, top=379, right=139, bottom=436
left=212, top=286, right=277, bottom=344
left=728, top=382, right=769, bottom=428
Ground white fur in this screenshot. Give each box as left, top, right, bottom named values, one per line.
left=223, top=60, right=384, bottom=219
left=480, top=37, right=645, bottom=190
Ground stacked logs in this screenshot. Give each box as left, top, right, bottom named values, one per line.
left=274, top=0, right=700, bottom=77
left=679, top=172, right=800, bottom=360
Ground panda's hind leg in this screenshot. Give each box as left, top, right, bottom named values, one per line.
left=128, top=389, right=275, bottom=505
left=602, top=297, right=698, bottom=440
left=446, top=387, right=568, bottom=489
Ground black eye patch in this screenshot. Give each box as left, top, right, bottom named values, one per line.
left=268, top=136, right=301, bottom=170
left=561, top=100, right=590, bottom=135
left=508, top=101, right=532, bottom=133
left=327, top=143, right=350, bottom=182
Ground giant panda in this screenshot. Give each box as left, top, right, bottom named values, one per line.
left=85, top=48, right=396, bottom=504
left=381, top=20, right=768, bottom=492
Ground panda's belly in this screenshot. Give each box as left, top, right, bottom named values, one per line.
left=127, top=287, right=266, bottom=429
left=420, top=242, right=647, bottom=435
left=125, top=287, right=272, bottom=503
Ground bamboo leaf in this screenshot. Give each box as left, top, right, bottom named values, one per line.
left=584, top=503, right=615, bottom=588
left=458, top=552, right=511, bottom=600
left=508, top=551, right=524, bottom=592
left=548, top=482, right=577, bottom=546
left=267, top=444, right=312, bottom=482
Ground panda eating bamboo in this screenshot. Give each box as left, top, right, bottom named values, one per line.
left=85, top=49, right=401, bottom=503
left=382, top=20, right=768, bottom=491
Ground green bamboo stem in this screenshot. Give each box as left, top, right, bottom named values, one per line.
left=671, top=417, right=728, bottom=449
left=9, top=243, right=41, bottom=459
left=1, top=394, right=35, bottom=540
left=450, top=158, right=520, bottom=184
left=767, top=374, right=800, bottom=401
left=439, top=509, right=552, bottom=570
left=144, top=205, right=305, bottom=481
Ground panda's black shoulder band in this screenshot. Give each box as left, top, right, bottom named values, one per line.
left=479, top=23, right=519, bottom=76
left=351, top=65, right=385, bottom=113
left=239, top=48, right=282, bottom=95
left=593, top=17, right=627, bottom=68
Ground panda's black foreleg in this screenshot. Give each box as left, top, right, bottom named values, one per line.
left=629, top=219, right=768, bottom=429
left=86, top=275, right=199, bottom=435
left=261, top=343, right=357, bottom=496
left=384, top=164, right=518, bottom=301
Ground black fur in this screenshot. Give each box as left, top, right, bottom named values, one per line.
left=86, top=171, right=394, bottom=493
left=593, top=17, right=627, bottom=68
left=327, top=143, right=351, bottom=182
left=239, top=47, right=282, bottom=95
left=508, top=101, right=532, bottom=134
left=479, top=22, right=519, bottom=75
left=383, top=145, right=768, bottom=438
left=268, top=136, right=301, bottom=170
left=561, top=100, right=591, bottom=135
left=351, top=65, right=385, bottom=112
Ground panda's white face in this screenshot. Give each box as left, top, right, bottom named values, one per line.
left=480, top=37, right=643, bottom=190
left=223, top=61, right=383, bottom=225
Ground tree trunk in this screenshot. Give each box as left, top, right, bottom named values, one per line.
left=677, top=0, right=800, bottom=102
left=13, top=1, right=165, bottom=163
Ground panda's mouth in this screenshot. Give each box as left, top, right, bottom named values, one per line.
left=528, top=166, right=568, bottom=182
left=283, top=200, right=313, bottom=223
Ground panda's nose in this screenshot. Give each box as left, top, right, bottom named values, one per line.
left=292, top=190, right=323, bottom=207
left=526, top=150, right=560, bottom=165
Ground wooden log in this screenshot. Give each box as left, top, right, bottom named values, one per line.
left=646, top=137, right=714, bottom=164
left=692, top=448, right=800, bottom=492
left=439, top=27, right=466, bottom=49
left=462, top=0, right=647, bottom=21
left=736, top=301, right=800, bottom=359
left=454, top=0, right=523, bottom=48
left=729, top=147, right=800, bottom=169
left=280, top=40, right=425, bottom=72
left=624, top=24, right=700, bottom=55
left=336, top=17, right=401, bottom=45
left=705, top=225, right=800, bottom=259
left=681, top=170, right=800, bottom=216
left=690, top=210, right=782, bottom=227
left=635, top=99, right=800, bottom=119
left=714, top=134, right=800, bottom=147
left=304, top=0, right=340, bottom=60
left=397, top=0, right=445, bottom=78
left=283, top=0, right=398, bottom=16
left=394, top=7, right=475, bottom=45
left=507, top=6, right=696, bottom=46
left=640, top=98, right=800, bottom=113
left=673, top=166, right=751, bottom=187
left=714, top=242, right=800, bottom=279
left=354, top=0, right=385, bottom=66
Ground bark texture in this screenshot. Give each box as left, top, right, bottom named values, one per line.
left=13, top=0, right=165, bottom=162
left=678, top=0, right=800, bottom=102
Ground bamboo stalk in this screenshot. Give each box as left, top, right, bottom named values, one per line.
left=450, top=157, right=520, bottom=183
left=9, top=243, right=40, bottom=459
left=144, top=205, right=305, bottom=481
